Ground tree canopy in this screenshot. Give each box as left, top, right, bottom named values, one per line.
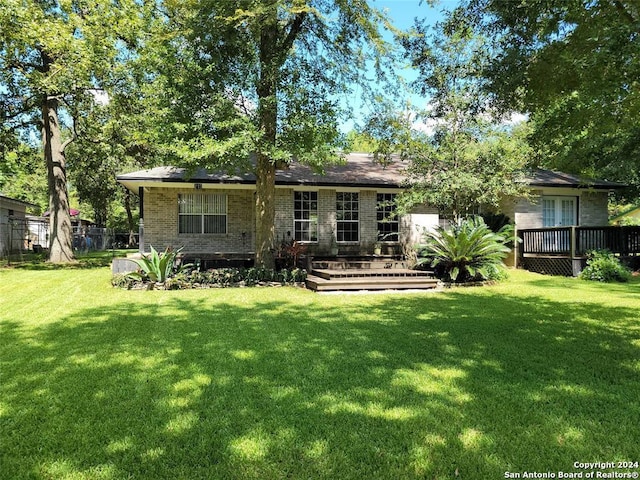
left=459, top=0, right=640, bottom=198
left=0, top=0, right=148, bottom=262
left=146, top=0, right=398, bottom=267
left=366, top=10, right=531, bottom=221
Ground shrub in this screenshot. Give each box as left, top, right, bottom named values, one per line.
left=152, top=267, right=307, bottom=289
left=579, top=250, right=631, bottom=282
left=417, top=217, right=513, bottom=283
left=111, top=273, right=138, bottom=289
left=127, top=246, right=186, bottom=283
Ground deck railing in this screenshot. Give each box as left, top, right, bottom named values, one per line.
left=517, top=226, right=640, bottom=276
left=518, top=226, right=640, bottom=257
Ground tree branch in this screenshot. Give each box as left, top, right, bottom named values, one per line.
left=279, top=12, right=307, bottom=59
left=612, top=0, right=638, bottom=24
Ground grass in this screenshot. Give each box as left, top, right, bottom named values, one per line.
left=1, top=264, right=639, bottom=479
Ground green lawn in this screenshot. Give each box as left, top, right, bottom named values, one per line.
left=1, top=264, right=639, bottom=479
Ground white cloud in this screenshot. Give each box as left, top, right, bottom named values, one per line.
left=90, top=89, right=109, bottom=106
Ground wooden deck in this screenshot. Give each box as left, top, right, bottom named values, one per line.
left=518, top=226, right=640, bottom=276
left=305, top=257, right=438, bottom=292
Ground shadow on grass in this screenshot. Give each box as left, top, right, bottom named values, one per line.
left=1, top=249, right=133, bottom=271
left=2, top=291, right=639, bottom=479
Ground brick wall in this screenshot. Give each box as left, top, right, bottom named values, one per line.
left=143, top=186, right=449, bottom=256
left=274, top=188, right=428, bottom=255
left=143, top=185, right=610, bottom=257
left=274, top=188, right=293, bottom=244
left=579, top=191, right=609, bottom=226
left=143, top=187, right=254, bottom=253
left=505, top=189, right=610, bottom=230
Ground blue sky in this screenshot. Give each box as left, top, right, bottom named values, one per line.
left=374, top=0, right=452, bottom=29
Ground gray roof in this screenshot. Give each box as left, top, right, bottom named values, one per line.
left=116, top=154, right=625, bottom=191
left=0, top=193, right=37, bottom=208
left=117, top=153, right=409, bottom=190
left=526, top=168, right=625, bottom=189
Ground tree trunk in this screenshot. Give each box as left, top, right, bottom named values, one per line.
left=255, top=156, right=276, bottom=268
left=43, top=96, right=75, bottom=263
left=254, top=12, right=279, bottom=269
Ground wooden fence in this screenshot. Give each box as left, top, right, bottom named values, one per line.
left=517, top=226, right=640, bottom=276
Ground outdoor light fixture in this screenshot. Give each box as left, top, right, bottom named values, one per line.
left=194, top=183, right=202, bottom=190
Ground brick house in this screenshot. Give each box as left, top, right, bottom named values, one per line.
left=116, top=153, right=622, bottom=261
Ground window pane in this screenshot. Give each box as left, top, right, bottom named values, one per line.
left=377, top=193, right=398, bottom=241
left=179, top=194, right=227, bottom=234
left=204, top=215, right=226, bottom=234
left=561, top=200, right=575, bottom=226
left=179, top=194, right=199, bottom=214
left=203, top=194, right=225, bottom=214
left=543, top=199, right=556, bottom=227
left=179, top=215, right=201, bottom=234
left=294, top=191, right=318, bottom=242
left=337, top=192, right=359, bottom=242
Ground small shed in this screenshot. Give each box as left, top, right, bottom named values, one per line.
left=0, top=194, right=37, bottom=255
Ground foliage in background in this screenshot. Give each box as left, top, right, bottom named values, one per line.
left=0, top=0, right=149, bottom=262
left=417, top=217, right=513, bottom=283
left=579, top=250, right=631, bottom=283
left=144, top=0, right=401, bottom=269
left=609, top=202, right=640, bottom=227
left=344, top=130, right=379, bottom=153
left=0, top=132, right=47, bottom=213
left=366, top=10, right=531, bottom=221
left=459, top=0, right=640, bottom=199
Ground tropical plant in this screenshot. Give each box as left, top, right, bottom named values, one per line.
left=417, top=217, right=513, bottom=283
left=127, top=246, right=185, bottom=284
left=579, top=250, right=631, bottom=283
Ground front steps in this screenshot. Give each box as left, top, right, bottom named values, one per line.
left=305, top=257, right=438, bottom=292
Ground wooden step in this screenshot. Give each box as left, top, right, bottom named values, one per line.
left=311, top=268, right=433, bottom=280
left=311, top=260, right=407, bottom=270
left=305, top=275, right=439, bottom=292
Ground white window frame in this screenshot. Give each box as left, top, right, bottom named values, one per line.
left=293, top=191, right=318, bottom=242
left=336, top=192, right=359, bottom=243
left=178, top=193, right=227, bottom=234
left=376, top=193, right=399, bottom=242
left=542, top=196, right=578, bottom=227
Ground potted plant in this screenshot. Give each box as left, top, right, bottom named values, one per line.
left=373, top=241, right=382, bottom=255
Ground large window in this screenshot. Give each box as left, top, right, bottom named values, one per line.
left=542, top=196, right=577, bottom=227
left=294, top=191, right=318, bottom=242
left=336, top=192, right=359, bottom=242
left=376, top=193, right=399, bottom=242
left=178, top=193, right=227, bottom=234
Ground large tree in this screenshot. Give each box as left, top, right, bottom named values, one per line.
left=152, top=0, right=397, bottom=268
left=0, top=0, right=145, bottom=262
left=460, top=0, right=640, bottom=197
left=367, top=11, right=530, bottom=221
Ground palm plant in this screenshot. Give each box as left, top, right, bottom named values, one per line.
left=127, top=246, right=185, bottom=283
left=417, top=217, right=513, bottom=282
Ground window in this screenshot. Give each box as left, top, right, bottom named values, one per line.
left=542, top=196, right=577, bottom=227
left=178, top=193, right=227, bottom=234
left=376, top=193, right=399, bottom=242
left=294, top=191, right=318, bottom=242
left=336, top=192, right=359, bottom=242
